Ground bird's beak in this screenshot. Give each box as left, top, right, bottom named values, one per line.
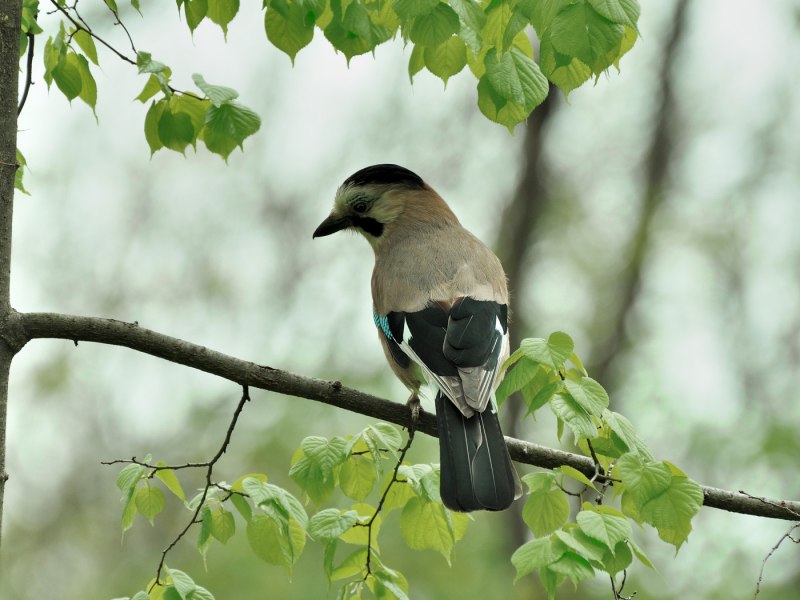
left=313, top=213, right=351, bottom=238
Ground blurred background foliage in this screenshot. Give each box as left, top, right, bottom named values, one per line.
left=4, top=0, right=800, bottom=598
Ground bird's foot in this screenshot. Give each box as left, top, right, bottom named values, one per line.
left=406, top=393, right=421, bottom=439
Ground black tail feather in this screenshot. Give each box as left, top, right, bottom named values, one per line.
left=436, top=392, right=520, bottom=512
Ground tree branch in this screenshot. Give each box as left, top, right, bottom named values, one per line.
left=17, top=310, right=800, bottom=522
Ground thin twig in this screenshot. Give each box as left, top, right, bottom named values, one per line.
left=49, top=0, right=137, bottom=65
left=104, top=3, right=138, bottom=55
left=362, top=429, right=415, bottom=577
left=17, top=34, right=35, bottom=115
left=753, top=522, right=800, bottom=599
left=145, top=385, right=251, bottom=591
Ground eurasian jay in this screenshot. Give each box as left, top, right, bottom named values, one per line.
left=313, top=164, right=521, bottom=512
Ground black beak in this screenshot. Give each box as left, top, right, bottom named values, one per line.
left=313, top=214, right=351, bottom=238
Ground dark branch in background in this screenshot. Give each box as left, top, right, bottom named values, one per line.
left=132, top=385, right=251, bottom=590
left=15, top=311, right=800, bottom=521
left=588, top=0, right=690, bottom=386
left=494, top=84, right=559, bottom=552
left=17, top=34, right=35, bottom=115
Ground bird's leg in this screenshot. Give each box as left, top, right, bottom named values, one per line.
left=406, top=392, right=421, bottom=438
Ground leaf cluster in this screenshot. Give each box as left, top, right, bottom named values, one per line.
left=498, top=332, right=704, bottom=597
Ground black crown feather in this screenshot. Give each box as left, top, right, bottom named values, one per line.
left=343, top=164, right=425, bottom=189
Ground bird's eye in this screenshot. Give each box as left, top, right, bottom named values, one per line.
left=353, top=201, right=368, bottom=213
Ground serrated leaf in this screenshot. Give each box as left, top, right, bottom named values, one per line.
left=511, top=538, right=564, bottom=582
left=554, top=528, right=607, bottom=562
left=616, top=453, right=671, bottom=503
left=576, top=506, right=631, bottom=550
left=521, top=332, right=574, bottom=370
left=521, top=472, right=556, bottom=494
left=447, top=0, right=484, bottom=54
left=202, top=102, right=261, bottom=160
left=229, top=492, right=252, bottom=522
left=247, top=511, right=301, bottom=573
left=382, top=479, right=416, bottom=513
left=154, top=464, right=185, bottom=501
left=564, top=377, right=608, bottom=417
left=602, top=410, right=653, bottom=459
left=136, top=51, right=169, bottom=75
left=408, top=43, right=425, bottom=82
left=210, top=507, right=236, bottom=544
left=340, top=455, right=377, bottom=501
left=549, top=392, right=597, bottom=440
left=522, top=486, right=570, bottom=537
left=538, top=31, right=592, bottom=96
left=409, top=3, right=459, bottom=47
left=243, top=479, right=309, bottom=528
left=399, top=497, right=455, bottom=562
left=339, top=503, right=381, bottom=548
left=372, top=568, right=410, bottom=600
left=72, top=29, right=99, bottom=65
left=265, top=0, right=315, bottom=63
left=167, top=568, right=196, bottom=599
left=121, top=492, right=138, bottom=533
left=365, top=423, right=403, bottom=458
left=529, top=0, right=573, bottom=36
left=309, top=508, right=359, bottom=542
left=158, top=107, right=195, bottom=154
left=476, top=76, right=527, bottom=132
left=73, top=54, right=97, bottom=115
left=135, top=485, right=165, bottom=524
left=638, top=476, right=703, bottom=549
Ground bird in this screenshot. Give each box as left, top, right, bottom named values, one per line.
left=313, top=164, right=521, bottom=512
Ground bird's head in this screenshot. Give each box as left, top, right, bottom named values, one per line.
left=313, top=164, right=455, bottom=250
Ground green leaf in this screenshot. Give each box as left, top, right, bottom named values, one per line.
left=392, top=0, right=438, bottom=20
left=549, top=392, right=597, bottom=440
left=52, top=54, right=83, bottom=101
left=521, top=332, right=574, bottom=370
left=554, top=528, right=607, bottom=562
left=104, top=0, right=119, bottom=11
left=14, top=148, right=29, bottom=195
left=339, top=502, right=381, bottom=547
left=158, top=107, right=195, bottom=154
left=529, top=0, right=573, bottom=36
left=484, top=46, right=548, bottom=112
left=331, top=547, right=368, bottom=581
left=136, top=69, right=173, bottom=103
left=538, top=31, right=592, bottom=96
left=549, top=2, right=624, bottom=74
left=382, top=478, right=416, bottom=513
left=136, top=51, right=169, bottom=75
left=74, top=54, right=97, bottom=116
left=210, top=507, right=236, bottom=544
left=116, top=463, right=146, bottom=496
left=448, top=0, right=485, bottom=55
left=399, top=497, right=455, bottom=562
left=229, top=492, right=252, bottom=522
left=602, top=410, right=653, bottom=459
left=247, top=510, right=303, bottom=573
left=155, top=463, right=185, bottom=500
left=564, top=377, right=608, bottom=417
left=130, top=592, right=150, bottom=600
left=628, top=537, right=655, bottom=569
left=121, top=492, right=138, bottom=532
left=617, top=453, right=671, bottom=502
left=587, top=0, right=640, bottom=29
left=522, top=484, right=570, bottom=537
left=408, top=43, right=425, bottom=82
left=72, top=29, right=99, bottom=65
left=496, top=356, right=539, bottom=406
left=167, top=568, right=196, bottom=599
left=600, top=540, right=632, bottom=575
left=340, top=454, right=377, bottom=501
left=476, top=75, right=528, bottom=132
left=556, top=465, right=598, bottom=492
left=207, top=0, right=240, bottom=35
left=243, top=479, right=309, bottom=528
left=548, top=551, right=595, bottom=586
left=135, top=485, right=165, bottom=524
left=202, top=102, right=262, bottom=160
left=409, top=3, right=459, bottom=47
left=424, top=36, right=466, bottom=85
left=265, top=0, right=315, bottom=64
left=511, top=537, right=565, bottom=582
left=289, top=436, right=348, bottom=504
left=638, top=474, right=703, bottom=549
left=144, top=98, right=167, bottom=154
left=185, top=0, right=209, bottom=31
left=308, top=508, right=359, bottom=542
left=192, top=73, right=239, bottom=106
left=576, top=505, right=632, bottom=550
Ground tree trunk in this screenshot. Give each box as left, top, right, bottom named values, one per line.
left=0, top=0, right=22, bottom=548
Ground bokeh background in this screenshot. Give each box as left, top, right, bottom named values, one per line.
left=4, top=0, right=800, bottom=598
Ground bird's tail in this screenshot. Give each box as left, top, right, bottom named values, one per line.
left=435, top=392, right=521, bottom=512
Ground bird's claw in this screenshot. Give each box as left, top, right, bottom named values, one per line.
left=406, top=394, right=421, bottom=438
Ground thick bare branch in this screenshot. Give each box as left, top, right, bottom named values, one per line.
left=17, top=310, right=800, bottom=522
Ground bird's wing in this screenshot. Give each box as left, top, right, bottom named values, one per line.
left=375, top=298, right=508, bottom=417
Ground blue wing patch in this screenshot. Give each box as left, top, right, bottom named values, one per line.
left=373, top=310, right=394, bottom=341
